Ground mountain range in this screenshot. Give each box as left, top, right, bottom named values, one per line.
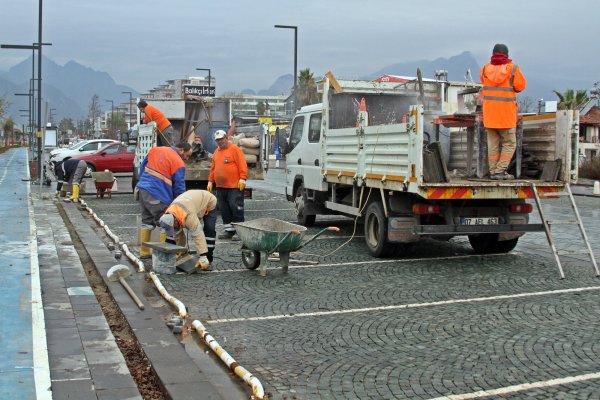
left=0, top=52, right=578, bottom=126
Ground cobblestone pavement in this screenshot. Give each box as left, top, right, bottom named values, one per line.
left=81, top=189, right=600, bottom=399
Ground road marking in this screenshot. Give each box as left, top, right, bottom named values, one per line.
left=206, top=285, right=600, bottom=324
left=212, top=252, right=514, bottom=274
left=426, top=371, right=600, bottom=399
left=246, top=208, right=294, bottom=212
left=26, top=150, right=52, bottom=400
left=0, top=150, right=16, bottom=184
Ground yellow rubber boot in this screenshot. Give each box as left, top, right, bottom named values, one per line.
left=70, top=184, right=80, bottom=201
left=64, top=184, right=80, bottom=203
left=159, top=232, right=167, bottom=242
left=139, top=228, right=152, bottom=258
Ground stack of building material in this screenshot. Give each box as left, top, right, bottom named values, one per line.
left=233, top=134, right=260, bottom=165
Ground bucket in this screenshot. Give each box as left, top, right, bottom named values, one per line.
left=152, top=251, right=177, bottom=274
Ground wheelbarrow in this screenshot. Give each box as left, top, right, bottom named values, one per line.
left=91, top=171, right=116, bottom=198
left=233, top=217, right=339, bottom=276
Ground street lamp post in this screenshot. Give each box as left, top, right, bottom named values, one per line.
left=274, top=24, right=298, bottom=111
left=15, top=92, right=34, bottom=155
left=105, top=100, right=114, bottom=138
left=195, top=68, right=212, bottom=96
left=122, top=91, right=133, bottom=129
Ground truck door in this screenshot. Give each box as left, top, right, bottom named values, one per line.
left=285, top=114, right=306, bottom=198
left=302, top=112, right=323, bottom=190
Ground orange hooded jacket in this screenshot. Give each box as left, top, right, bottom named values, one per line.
left=143, top=104, right=171, bottom=132
left=480, top=62, right=526, bottom=129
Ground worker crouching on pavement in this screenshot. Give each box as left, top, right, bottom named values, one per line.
left=207, top=130, right=248, bottom=240
left=159, top=190, right=217, bottom=271
left=53, top=158, right=88, bottom=202
left=480, top=43, right=527, bottom=180
left=136, top=143, right=192, bottom=258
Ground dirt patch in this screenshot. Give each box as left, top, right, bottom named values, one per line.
left=58, top=205, right=166, bottom=400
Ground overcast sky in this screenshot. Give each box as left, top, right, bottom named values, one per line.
left=1, top=0, right=598, bottom=96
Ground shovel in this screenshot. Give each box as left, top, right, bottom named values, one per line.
left=107, top=264, right=145, bottom=310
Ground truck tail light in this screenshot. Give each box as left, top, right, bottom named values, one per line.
left=509, top=203, right=532, bottom=213
left=412, top=204, right=441, bottom=215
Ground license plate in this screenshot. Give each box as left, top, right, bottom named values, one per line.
left=460, top=217, right=498, bottom=225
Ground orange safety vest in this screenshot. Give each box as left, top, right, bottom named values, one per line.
left=480, top=62, right=526, bottom=129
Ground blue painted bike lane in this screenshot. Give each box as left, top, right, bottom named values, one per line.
left=0, top=148, right=51, bottom=399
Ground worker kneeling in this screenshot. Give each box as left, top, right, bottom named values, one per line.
left=159, top=190, right=217, bottom=271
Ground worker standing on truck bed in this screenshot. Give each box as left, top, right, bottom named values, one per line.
left=158, top=189, right=217, bottom=271
left=136, top=143, right=192, bottom=258
left=207, top=130, right=248, bottom=240
left=137, top=99, right=176, bottom=147
left=480, top=43, right=527, bottom=180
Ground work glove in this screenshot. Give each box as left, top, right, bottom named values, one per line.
left=238, top=179, right=246, bottom=191
left=195, top=255, right=211, bottom=271
left=206, top=182, right=213, bottom=192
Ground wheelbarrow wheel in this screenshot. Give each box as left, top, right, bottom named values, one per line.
left=241, top=249, right=260, bottom=270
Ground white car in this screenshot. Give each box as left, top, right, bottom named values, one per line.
left=49, top=139, right=118, bottom=163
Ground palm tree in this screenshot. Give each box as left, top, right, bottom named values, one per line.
left=553, top=89, right=589, bottom=110
left=295, top=68, right=320, bottom=108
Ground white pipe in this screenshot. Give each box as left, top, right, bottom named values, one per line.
left=121, top=244, right=145, bottom=272
left=192, top=320, right=265, bottom=400
left=148, top=272, right=187, bottom=319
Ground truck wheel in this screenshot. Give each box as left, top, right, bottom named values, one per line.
left=295, top=183, right=316, bottom=227
left=468, top=234, right=518, bottom=254
left=131, top=167, right=139, bottom=191
left=364, top=201, right=394, bottom=257
left=494, top=237, right=519, bottom=253
left=242, top=249, right=260, bottom=269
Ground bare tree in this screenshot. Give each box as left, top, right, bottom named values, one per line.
left=518, top=96, right=536, bottom=113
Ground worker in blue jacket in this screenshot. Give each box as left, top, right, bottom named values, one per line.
left=136, top=143, right=192, bottom=258
left=53, top=158, right=88, bottom=202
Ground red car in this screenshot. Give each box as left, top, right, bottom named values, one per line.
left=74, top=142, right=136, bottom=173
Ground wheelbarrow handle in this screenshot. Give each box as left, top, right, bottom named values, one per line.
left=296, top=226, right=340, bottom=250
left=267, top=230, right=297, bottom=254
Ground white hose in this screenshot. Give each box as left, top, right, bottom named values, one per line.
left=148, top=272, right=187, bottom=319
left=77, top=200, right=262, bottom=398
left=192, top=320, right=265, bottom=400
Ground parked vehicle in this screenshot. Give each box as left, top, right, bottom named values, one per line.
left=73, top=142, right=136, bottom=173
left=285, top=73, right=578, bottom=257
left=49, top=139, right=117, bottom=163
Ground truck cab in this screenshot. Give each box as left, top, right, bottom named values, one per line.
left=285, top=104, right=331, bottom=225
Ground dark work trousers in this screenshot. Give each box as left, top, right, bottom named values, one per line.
left=139, top=189, right=168, bottom=230
left=203, top=209, right=217, bottom=262
left=216, top=187, right=244, bottom=234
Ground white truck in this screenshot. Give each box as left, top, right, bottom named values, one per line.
left=284, top=73, right=579, bottom=257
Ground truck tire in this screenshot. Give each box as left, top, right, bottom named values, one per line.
left=131, top=167, right=139, bottom=191
left=468, top=233, right=519, bottom=254
left=295, top=182, right=316, bottom=227
left=364, top=201, right=394, bottom=257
